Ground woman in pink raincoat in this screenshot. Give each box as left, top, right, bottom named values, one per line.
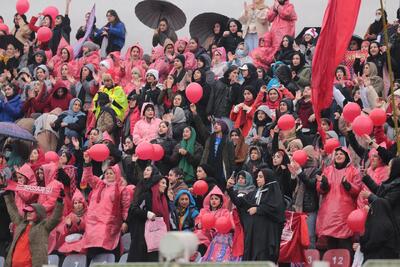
left=316, top=147, right=361, bottom=253
left=132, top=103, right=162, bottom=145
left=120, top=43, right=146, bottom=88
left=195, top=186, right=236, bottom=260
left=149, top=44, right=172, bottom=83
left=175, top=38, right=197, bottom=71
left=81, top=153, right=130, bottom=257
left=76, top=41, right=101, bottom=78
left=58, top=189, right=87, bottom=254
left=14, top=164, right=38, bottom=215
left=267, top=0, right=297, bottom=51
left=48, top=45, right=77, bottom=79
left=250, top=32, right=276, bottom=71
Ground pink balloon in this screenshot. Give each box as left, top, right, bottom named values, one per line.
left=152, top=144, right=164, bottom=161
left=343, top=102, right=361, bottom=123
left=277, top=114, right=295, bottom=131
left=42, top=6, right=59, bottom=22
left=352, top=115, right=374, bottom=136
left=324, top=138, right=340, bottom=154
left=292, top=150, right=308, bottom=166
left=185, top=82, right=203, bottom=103
left=87, top=144, right=110, bottom=162
left=16, top=0, right=30, bottom=15
left=135, top=142, right=154, bottom=160
left=215, top=216, right=232, bottom=234
left=369, top=108, right=386, bottom=126
left=37, top=27, right=52, bottom=42
left=201, top=213, right=216, bottom=230
left=193, top=180, right=208, bottom=196
left=45, top=151, right=59, bottom=163
left=0, top=24, right=9, bottom=34
left=347, top=209, right=367, bottom=233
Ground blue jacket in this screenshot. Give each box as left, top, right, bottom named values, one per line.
left=96, top=22, right=126, bottom=50
left=0, top=95, right=23, bottom=122
left=171, top=190, right=199, bottom=231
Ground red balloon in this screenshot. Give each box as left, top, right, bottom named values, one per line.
left=324, top=138, right=340, bottom=154
left=0, top=24, right=9, bottom=34
left=193, top=180, right=208, bottom=196
left=42, top=6, right=59, bottom=21
left=16, top=0, right=30, bottom=15
left=185, top=82, right=203, bottom=103
left=343, top=102, right=361, bottom=123
left=152, top=144, right=164, bottom=161
left=135, top=142, right=154, bottom=160
left=45, top=151, right=59, bottom=163
left=347, top=209, right=367, bottom=233
left=37, top=27, right=52, bottom=42
left=277, top=114, right=295, bottom=131
left=352, top=115, right=373, bottom=136
left=369, top=108, right=386, bottom=126
left=87, top=144, right=110, bottom=162
left=215, top=216, right=232, bottom=234
left=292, top=150, right=308, bottom=166
left=201, top=213, right=216, bottom=230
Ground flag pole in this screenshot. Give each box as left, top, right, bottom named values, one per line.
left=379, top=0, right=400, bottom=155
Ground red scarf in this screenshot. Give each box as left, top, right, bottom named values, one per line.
left=151, top=183, right=170, bottom=230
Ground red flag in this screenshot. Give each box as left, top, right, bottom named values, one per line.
left=311, top=0, right=361, bottom=143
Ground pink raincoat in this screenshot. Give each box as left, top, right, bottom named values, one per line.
left=15, top=164, right=38, bottom=215
left=174, top=38, right=197, bottom=71
left=49, top=44, right=77, bottom=79
left=120, top=43, right=146, bottom=88
left=81, top=165, right=130, bottom=251
left=58, top=190, right=87, bottom=254
left=267, top=1, right=297, bottom=50
left=250, top=33, right=276, bottom=70
left=76, top=50, right=101, bottom=79
left=149, top=45, right=172, bottom=83
left=132, top=103, right=162, bottom=145
left=356, top=148, right=389, bottom=208
left=316, top=147, right=361, bottom=239
left=195, top=186, right=233, bottom=248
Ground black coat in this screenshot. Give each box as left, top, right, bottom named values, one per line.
left=206, top=78, right=232, bottom=118
left=228, top=177, right=285, bottom=262
left=360, top=175, right=400, bottom=261
left=218, top=32, right=244, bottom=55
left=127, top=176, right=170, bottom=262
left=0, top=195, right=11, bottom=257
left=150, top=136, right=177, bottom=176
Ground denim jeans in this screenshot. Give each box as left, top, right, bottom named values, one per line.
left=244, top=33, right=258, bottom=53
left=306, top=211, right=317, bottom=249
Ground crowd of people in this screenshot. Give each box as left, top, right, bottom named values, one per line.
left=0, top=0, right=399, bottom=266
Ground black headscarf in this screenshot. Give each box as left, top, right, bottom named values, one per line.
left=334, top=147, right=350, bottom=170
left=369, top=9, right=388, bottom=36
left=290, top=51, right=306, bottom=73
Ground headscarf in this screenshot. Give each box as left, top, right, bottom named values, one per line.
left=62, top=98, right=85, bottom=137
left=174, top=189, right=199, bottom=230
left=29, top=148, right=46, bottom=172
left=179, top=127, right=196, bottom=184
left=151, top=178, right=170, bottom=230
left=234, top=170, right=256, bottom=194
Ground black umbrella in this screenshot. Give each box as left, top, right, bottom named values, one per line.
left=0, top=35, right=23, bottom=52
left=135, top=0, right=186, bottom=30
left=295, top=27, right=321, bottom=44
left=189, top=12, right=229, bottom=48
left=0, top=122, right=36, bottom=142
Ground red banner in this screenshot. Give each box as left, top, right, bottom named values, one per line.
left=5, top=180, right=60, bottom=197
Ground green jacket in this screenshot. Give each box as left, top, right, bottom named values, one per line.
left=4, top=193, right=63, bottom=267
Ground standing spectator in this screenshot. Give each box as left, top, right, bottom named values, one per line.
left=239, top=0, right=269, bottom=52
left=267, top=0, right=297, bottom=50
left=219, top=19, right=244, bottom=55
left=95, top=10, right=126, bottom=55
left=132, top=102, right=162, bottom=145
left=75, top=12, right=98, bottom=41
left=227, top=168, right=285, bottom=262
left=11, top=13, right=32, bottom=45
left=364, top=9, right=388, bottom=41
left=152, top=18, right=178, bottom=47
left=316, top=147, right=361, bottom=252
left=49, top=0, right=72, bottom=55
left=2, top=187, right=63, bottom=267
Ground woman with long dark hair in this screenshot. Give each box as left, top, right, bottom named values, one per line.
left=152, top=18, right=177, bottom=47
left=95, top=9, right=126, bottom=54
left=364, top=9, right=388, bottom=41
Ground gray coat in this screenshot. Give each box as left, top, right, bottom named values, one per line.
left=4, top=194, right=63, bottom=267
